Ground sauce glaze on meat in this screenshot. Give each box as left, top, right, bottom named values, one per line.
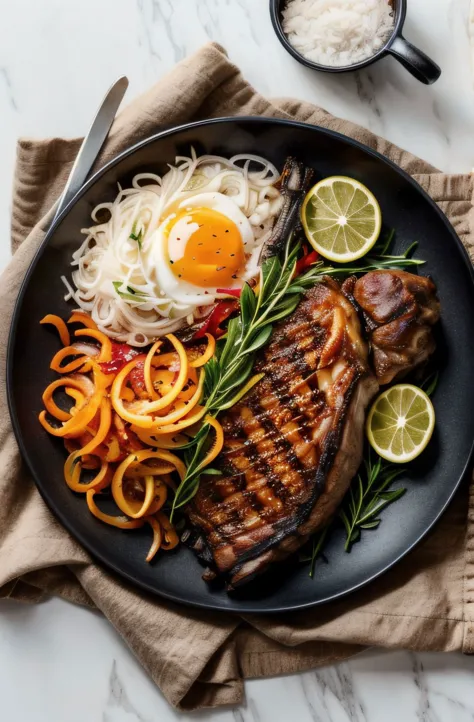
left=188, top=279, right=379, bottom=586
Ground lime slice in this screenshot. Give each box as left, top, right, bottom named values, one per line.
left=301, top=176, right=382, bottom=263
left=366, top=384, right=435, bottom=464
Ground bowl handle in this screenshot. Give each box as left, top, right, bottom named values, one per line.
left=388, top=36, right=441, bottom=85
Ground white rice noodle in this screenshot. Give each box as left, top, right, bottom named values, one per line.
left=63, top=150, right=283, bottom=346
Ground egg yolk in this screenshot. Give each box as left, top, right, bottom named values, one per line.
left=166, top=207, right=245, bottom=287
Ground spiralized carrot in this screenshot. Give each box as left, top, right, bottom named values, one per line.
left=68, top=311, right=98, bottom=331
left=50, top=346, right=89, bottom=374
left=65, top=398, right=112, bottom=468
left=39, top=366, right=106, bottom=438
left=40, top=313, right=222, bottom=564
left=128, top=334, right=189, bottom=415
left=144, top=340, right=162, bottom=400
left=147, top=369, right=205, bottom=429
left=41, top=377, right=90, bottom=422
left=131, top=428, right=189, bottom=449
left=195, top=415, right=224, bottom=472
left=75, top=328, right=112, bottom=362
left=65, top=388, right=85, bottom=408
left=65, top=458, right=112, bottom=493
left=189, top=333, right=216, bottom=368
left=112, top=450, right=185, bottom=518
left=111, top=356, right=154, bottom=428
left=146, top=480, right=168, bottom=514
left=123, top=460, right=176, bottom=477
left=112, top=469, right=156, bottom=519
left=151, top=404, right=207, bottom=435
left=40, top=314, right=70, bottom=346
left=86, top=490, right=145, bottom=529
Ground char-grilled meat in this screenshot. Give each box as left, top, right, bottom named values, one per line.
left=349, top=270, right=440, bottom=385
left=187, top=279, right=378, bottom=587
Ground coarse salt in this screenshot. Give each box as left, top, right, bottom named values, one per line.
left=282, top=0, right=395, bottom=68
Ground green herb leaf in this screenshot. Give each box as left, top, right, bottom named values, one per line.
left=308, top=524, right=330, bottom=578
left=240, top=282, right=257, bottom=330
left=113, top=281, right=148, bottom=302
left=129, top=228, right=143, bottom=249
left=240, top=325, right=273, bottom=356
left=339, top=447, right=407, bottom=551
left=421, top=371, right=439, bottom=398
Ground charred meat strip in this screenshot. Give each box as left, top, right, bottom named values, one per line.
left=187, top=279, right=378, bottom=587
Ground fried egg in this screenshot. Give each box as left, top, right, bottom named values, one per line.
left=67, top=151, right=283, bottom=345
left=152, top=192, right=257, bottom=306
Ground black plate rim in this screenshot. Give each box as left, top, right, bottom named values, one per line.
left=7, top=115, right=474, bottom=613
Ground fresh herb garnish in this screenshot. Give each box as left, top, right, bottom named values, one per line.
left=113, top=281, right=148, bottom=303
left=301, top=524, right=331, bottom=578
left=420, top=370, right=439, bottom=398
left=129, top=224, right=143, bottom=250
left=294, top=233, right=423, bottom=291
left=339, top=450, right=406, bottom=551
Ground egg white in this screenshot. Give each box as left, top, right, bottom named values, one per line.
left=151, top=192, right=258, bottom=306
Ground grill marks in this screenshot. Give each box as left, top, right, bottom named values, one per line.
left=188, top=281, right=374, bottom=582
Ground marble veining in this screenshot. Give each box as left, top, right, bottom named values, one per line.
left=2, top=0, right=474, bottom=720
left=104, top=660, right=151, bottom=722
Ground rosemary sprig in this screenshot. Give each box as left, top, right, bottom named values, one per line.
left=293, top=235, right=423, bottom=292
left=308, top=524, right=331, bottom=578
left=338, top=450, right=406, bottom=551
left=171, top=234, right=302, bottom=516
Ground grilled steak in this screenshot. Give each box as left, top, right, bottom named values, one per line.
left=187, top=279, right=379, bottom=587
left=347, top=270, right=440, bottom=385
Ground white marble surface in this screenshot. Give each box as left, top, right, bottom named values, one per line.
left=1, top=0, right=474, bottom=719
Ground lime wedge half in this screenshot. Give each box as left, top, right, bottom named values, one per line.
left=301, top=176, right=382, bottom=263
left=366, top=384, right=435, bottom=464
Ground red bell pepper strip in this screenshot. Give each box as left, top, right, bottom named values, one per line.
left=100, top=342, right=141, bottom=374
left=193, top=300, right=239, bottom=339
left=295, top=250, right=319, bottom=276
left=216, top=288, right=242, bottom=298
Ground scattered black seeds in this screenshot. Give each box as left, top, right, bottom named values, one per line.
left=225, top=229, right=229, bottom=233
left=198, top=242, right=203, bottom=246
left=184, top=401, right=189, bottom=405
left=178, top=274, right=182, bottom=278
left=216, top=266, right=225, bottom=271
left=170, top=260, right=174, bottom=264
left=230, top=253, right=235, bottom=257
left=212, top=234, right=217, bottom=238
left=232, top=274, right=237, bottom=279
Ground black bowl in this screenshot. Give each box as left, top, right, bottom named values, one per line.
left=8, top=117, right=474, bottom=613
left=270, top=0, right=441, bottom=85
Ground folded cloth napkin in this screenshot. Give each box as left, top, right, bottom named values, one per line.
left=1, top=42, right=474, bottom=711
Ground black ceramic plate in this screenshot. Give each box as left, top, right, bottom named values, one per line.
left=8, top=118, right=474, bottom=613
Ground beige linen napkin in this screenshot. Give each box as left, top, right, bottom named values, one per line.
left=2, top=43, right=474, bottom=711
